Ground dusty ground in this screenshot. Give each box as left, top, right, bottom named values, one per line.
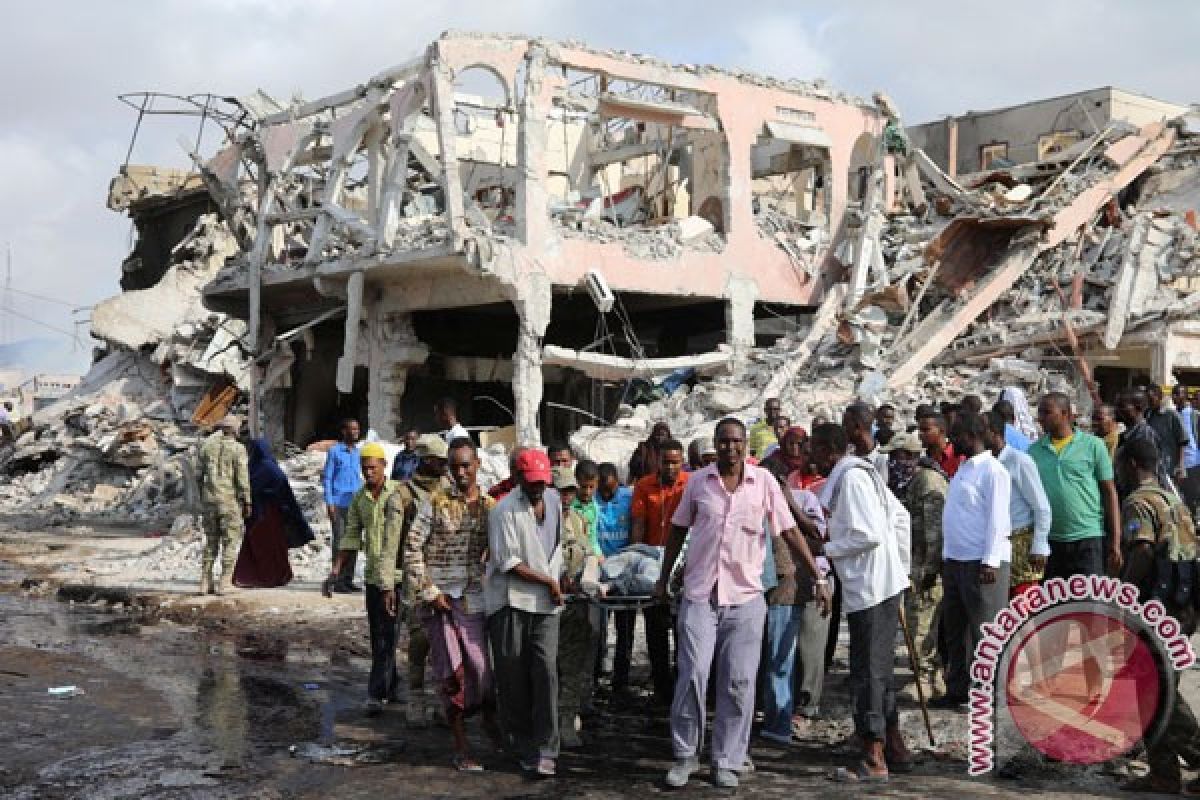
left=0, top=514, right=1191, bottom=799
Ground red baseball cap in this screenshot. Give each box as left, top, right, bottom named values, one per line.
left=514, top=449, right=553, bottom=484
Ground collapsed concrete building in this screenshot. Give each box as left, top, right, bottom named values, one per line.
left=4, top=31, right=1200, bottom=523
left=184, top=31, right=908, bottom=448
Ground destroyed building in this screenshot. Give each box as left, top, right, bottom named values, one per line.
left=4, top=31, right=1200, bottom=524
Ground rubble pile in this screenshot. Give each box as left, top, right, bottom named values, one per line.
left=555, top=215, right=725, bottom=260
left=0, top=214, right=253, bottom=525
left=573, top=117, right=1200, bottom=467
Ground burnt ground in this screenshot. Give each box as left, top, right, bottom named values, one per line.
left=0, top=517, right=1189, bottom=799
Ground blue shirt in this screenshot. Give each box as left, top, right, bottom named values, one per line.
left=595, top=486, right=634, bottom=557
left=391, top=450, right=420, bottom=481
left=1004, top=423, right=1031, bottom=452
left=1182, top=407, right=1200, bottom=470
left=322, top=442, right=363, bottom=508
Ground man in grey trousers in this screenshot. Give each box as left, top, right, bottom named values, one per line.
left=485, top=449, right=565, bottom=777
left=935, top=413, right=1012, bottom=708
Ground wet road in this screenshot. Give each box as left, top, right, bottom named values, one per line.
left=0, top=561, right=1167, bottom=799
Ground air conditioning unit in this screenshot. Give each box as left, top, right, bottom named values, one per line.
left=585, top=269, right=615, bottom=314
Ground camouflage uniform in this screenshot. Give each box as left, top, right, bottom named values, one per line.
left=197, top=430, right=250, bottom=584
left=558, top=507, right=600, bottom=724
left=1121, top=478, right=1200, bottom=786
left=394, top=473, right=453, bottom=692
left=903, top=459, right=948, bottom=688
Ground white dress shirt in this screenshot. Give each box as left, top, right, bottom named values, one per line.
left=818, top=455, right=909, bottom=614
left=942, top=450, right=1012, bottom=567
left=997, top=445, right=1053, bottom=557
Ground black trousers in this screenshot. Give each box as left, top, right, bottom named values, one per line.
left=365, top=583, right=400, bottom=701
left=1045, top=536, right=1104, bottom=580
left=847, top=592, right=901, bottom=741
left=611, top=609, right=636, bottom=689
left=643, top=604, right=675, bottom=702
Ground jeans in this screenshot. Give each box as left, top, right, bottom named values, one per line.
left=330, top=506, right=358, bottom=587
left=365, top=583, right=400, bottom=701
left=761, top=604, right=804, bottom=738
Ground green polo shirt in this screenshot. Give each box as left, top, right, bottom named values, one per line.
left=1028, top=430, right=1113, bottom=543
left=571, top=498, right=601, bottom=555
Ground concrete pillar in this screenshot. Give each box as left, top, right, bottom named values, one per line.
left=366, top=310, right=429, bottom=441
left=726, top=276, right=758, bottom=367
left=336, top=270, right=365, bottom=394
left=946, top=118, right=959, bottom=179
left=429, top=44, right=467, bottom=250
left=511, top=273, right=553, bottom=446
left=515, top=42, right=555, bottom=248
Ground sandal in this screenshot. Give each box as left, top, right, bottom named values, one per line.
left=831, top=762, right=889, bottom=783
left=453, top=753, right=484, bottom=772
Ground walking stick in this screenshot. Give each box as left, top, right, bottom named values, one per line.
left=898, top=603, right=936, bottom=748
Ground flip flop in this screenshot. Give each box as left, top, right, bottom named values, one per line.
left=831, top=763, right=889, bottom=783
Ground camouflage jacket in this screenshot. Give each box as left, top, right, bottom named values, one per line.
left=198, top=431, right=250, bottom=510
left=904, top=461, right=947, bottom=583
left=561, top=507, right=595, bottom=584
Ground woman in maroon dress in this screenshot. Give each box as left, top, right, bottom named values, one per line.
left=233, top=438, right=315, bottom=588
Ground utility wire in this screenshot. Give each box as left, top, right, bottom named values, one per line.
left=0, top=304, right=83, bottom=340
left=6, top=285, right=92, bottom=309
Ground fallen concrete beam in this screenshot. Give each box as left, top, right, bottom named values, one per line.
left=912, top=148, right=965, bottom=197
left=542, top=344, right=732, bottom=382
left=1104, top=214, right=1149, bottom=349
left=886, top=123, right=1176, bottom=389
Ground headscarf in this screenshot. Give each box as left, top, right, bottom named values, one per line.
left=1000, top=387, right=1038, bottom=441
left=247, top=437, right=315, bottom=548
left=780, top=426, right=809, bottom=472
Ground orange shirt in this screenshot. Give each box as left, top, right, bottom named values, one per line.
left=631, top=472, right=691, bottom=547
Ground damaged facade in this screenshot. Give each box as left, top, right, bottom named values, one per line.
left=193, top=31, right=896, bottom=446
left=4, top=33, right=1200, bottom=525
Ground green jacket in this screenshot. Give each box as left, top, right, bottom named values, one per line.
left=198, top=431, right=250, bottom=510
left=341, top=480, right=402, bottom=590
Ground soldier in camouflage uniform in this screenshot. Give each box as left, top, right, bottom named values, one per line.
left=196, top=415, right=251, bottom=595
left=393, top=434, right=452, bottom=725
left=1118, top=438, right=1200, bottom=794
left=552, top=466, right=602, bottom=748
left=897, top=431, right=949, bottom=698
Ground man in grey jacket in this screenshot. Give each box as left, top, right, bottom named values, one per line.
left=486, top=449, right=565, bottom=777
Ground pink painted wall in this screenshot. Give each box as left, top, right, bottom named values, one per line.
left=437, top=37, right=885, bottom=306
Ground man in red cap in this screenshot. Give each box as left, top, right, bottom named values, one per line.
left=485, top=448, right=566, bottom=777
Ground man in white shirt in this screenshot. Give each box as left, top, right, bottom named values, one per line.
left=434, top=397, right=471, bottom=444
left=984, top=411, right=1052, bottom=596
left=1174, top=385, right=1200, bottom=519
left=936, top=413, right=1011, bottom=708
left=812, top=423, right=911, bottom=781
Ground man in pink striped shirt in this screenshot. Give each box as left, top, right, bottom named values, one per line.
left=655, top=417, right=830, bottom=789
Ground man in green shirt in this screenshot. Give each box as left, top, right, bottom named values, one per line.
left=324, top=442, right=403, bottom=715
left=572, top=460, right=602, bottom=555
left=747, top=397, right=783, bottom=458
left=1027, top=392, right=1122, bottom=579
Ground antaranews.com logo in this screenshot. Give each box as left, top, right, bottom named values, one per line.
left=968, top=575, right=1196, bottom=775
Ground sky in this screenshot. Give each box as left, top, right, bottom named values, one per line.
left=1, top=0, right=1195, bottom=375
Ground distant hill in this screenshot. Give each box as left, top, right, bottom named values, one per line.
left=0, top=337, right=94, bottom=380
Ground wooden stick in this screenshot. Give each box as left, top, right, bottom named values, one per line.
left=898, top=604, right=937, bottom=747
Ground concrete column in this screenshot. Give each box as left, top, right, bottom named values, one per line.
left=511, top=273, right=553, bottom=445
left=336, top=270, right=365, bottom=394
left=515, top=43, right=554, bottom=248
left=725, top=276, right=758, bottom=367
left=946, top=118, right=959, bottom=179
left=366, top=310, right=429, bottom=441
left=429, top=44, right=467, bottom=250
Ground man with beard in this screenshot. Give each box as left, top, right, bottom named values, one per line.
left=406, top=437, right=498, bottom=771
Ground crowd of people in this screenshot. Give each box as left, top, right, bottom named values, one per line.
left=191, top=386, right=1200, bottom=791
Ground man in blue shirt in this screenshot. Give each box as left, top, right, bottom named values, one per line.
left=1173, top=386, right=1200, bottom=519
left=993, top=398, right=1031, bottom=452
left=323, top=418, right=364, bottom=592
left=391, top=428, right=421, bottom=482
left=594, top=462, right=635, bottom=698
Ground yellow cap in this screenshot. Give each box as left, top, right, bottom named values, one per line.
left=359, top=442, right=387, bottom=462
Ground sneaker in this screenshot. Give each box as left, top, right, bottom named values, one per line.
left=364, top=698, right=384, bottom=716
left=536, top=757, right=556, bottom=777
left=665, top=757, right=699, bottom=788
left=714, top=767, right=739, bottom=788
